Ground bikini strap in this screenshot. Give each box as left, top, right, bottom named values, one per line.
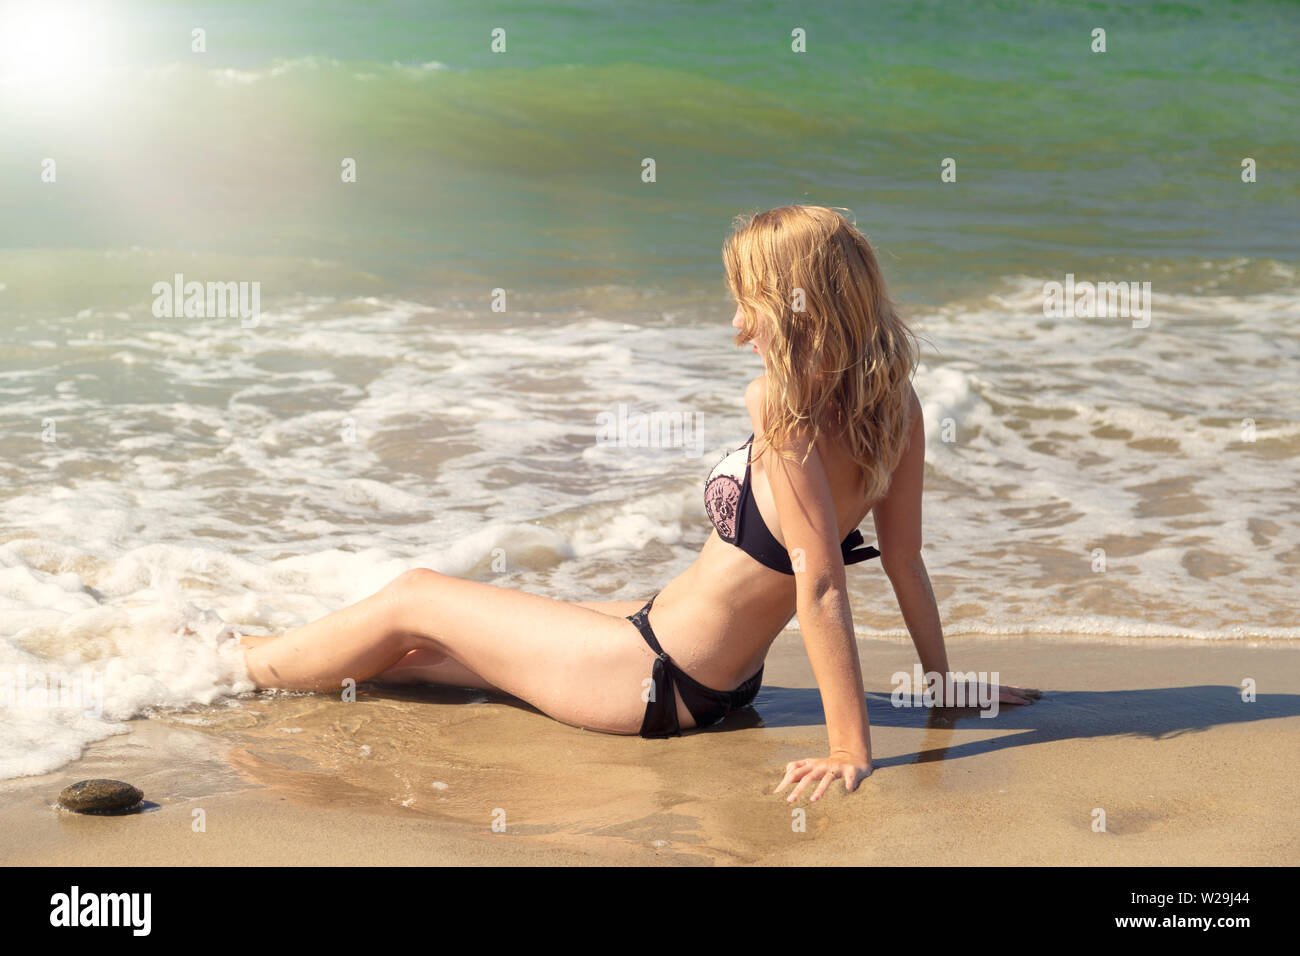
left=745, top=435, right=880, bottom=569
left=629, top=596, right=681, bottom=737
left=632, top=597, right=667, bottom=657
left=841, top=529, right=882, bottom=565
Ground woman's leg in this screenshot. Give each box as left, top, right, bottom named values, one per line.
left=240, top=597, right=648, bottom=691
left=241, top=569, right=657, bottom=734
left=241, top=584, right=410, bottom=692
left=571, top=599, right=648, bottom=617
left=369, top=600, right=647, bottom=690
left=373, top=648, right=498, bottom=691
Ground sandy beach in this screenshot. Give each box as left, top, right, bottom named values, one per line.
left=4, top=630, right=1296, bottom=867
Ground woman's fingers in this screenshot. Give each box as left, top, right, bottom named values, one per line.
left=788, top=773, right=815, bottom=802
left=774, top=759, right=810, bottom=794
left=810, top=769, right=837, bottom=802
left=998, top=683, right=1043, bottom=705
left=789, top=763, right=833, bottom=803
left=787, top=764, right=820, bottom=801
left=780, top=759, right=876, bottom=801
left=780, top=761, right=877, bottom=801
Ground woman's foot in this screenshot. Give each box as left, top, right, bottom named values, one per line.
left=174, top=622, right=261, bottom=645
left=237, top=632, right=277, bottom=650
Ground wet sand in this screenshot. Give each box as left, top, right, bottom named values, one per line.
left=2, top=632, right=1297, bottom=866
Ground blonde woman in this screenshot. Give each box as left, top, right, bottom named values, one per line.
left=240, top=205, right=1041, bottom=802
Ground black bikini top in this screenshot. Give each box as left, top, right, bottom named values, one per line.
left=703, top=433, right=881, bottom=576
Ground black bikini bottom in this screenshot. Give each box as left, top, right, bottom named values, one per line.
left=627, top=593, right=763, bottom=738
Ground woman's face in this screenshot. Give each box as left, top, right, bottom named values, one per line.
left=733, top=304, right=769, bottom=362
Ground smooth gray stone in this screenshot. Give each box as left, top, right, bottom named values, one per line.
left=58, top=779, right=144, bottom=814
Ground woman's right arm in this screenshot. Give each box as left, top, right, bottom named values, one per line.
left=872, top=387, right=950, bottom=679
left=874, top=387, right=1043, bottom=708
left=884, top=553, right=949, bottom=679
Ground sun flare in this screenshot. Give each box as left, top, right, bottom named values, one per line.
left=0, top=0, right=112, bottom=91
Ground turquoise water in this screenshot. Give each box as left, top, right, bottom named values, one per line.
left=2, top=0, right=1296, bottom=314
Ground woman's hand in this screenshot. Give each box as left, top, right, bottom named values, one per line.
left=933, top=674, right=1043, bottom=707
left=997, top=683, right=1043, bottom=705
left=774, top=750, right=873, bottom=803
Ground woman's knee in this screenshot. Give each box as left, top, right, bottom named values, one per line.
left=388, top=566, right=444, bottom=592
left=383, top=567, right=450, bottom=637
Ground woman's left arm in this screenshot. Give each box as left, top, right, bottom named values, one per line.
left=747, top=381, right=873, bottom=803
left=778, top=576, right=874, bottom=803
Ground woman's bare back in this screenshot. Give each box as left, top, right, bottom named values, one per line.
left=648, top=383, right=923, bottom=691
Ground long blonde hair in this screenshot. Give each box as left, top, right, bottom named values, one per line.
left=721, top=204, right=919, bottom=504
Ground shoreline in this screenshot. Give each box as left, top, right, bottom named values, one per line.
left=3, top=631, right=1297, bottom=866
